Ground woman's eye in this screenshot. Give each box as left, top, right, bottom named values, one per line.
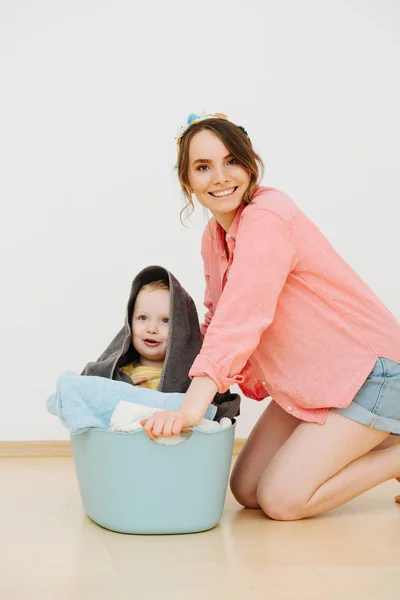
left=227, top=158, right=237, bottom=165
left=138, top=315, right=147, bottom=321
left=196, top=165, right=209, bottom=171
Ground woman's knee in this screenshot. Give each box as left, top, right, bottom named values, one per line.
left=256, top=479, right=307, bottom=521
left=229, top=471, right=259, bottom=508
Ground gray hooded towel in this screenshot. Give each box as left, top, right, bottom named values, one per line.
left=82, top=265, right=240, bottom=421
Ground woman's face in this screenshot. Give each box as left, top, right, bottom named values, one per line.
left=187, top=130, right=251, bottom=230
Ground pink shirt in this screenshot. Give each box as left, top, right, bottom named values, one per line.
left=189, top=187, right=400, bottom=424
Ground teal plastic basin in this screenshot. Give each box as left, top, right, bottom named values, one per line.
left=70, top=422, right=236, bottom=534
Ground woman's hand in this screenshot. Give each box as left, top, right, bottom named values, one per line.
left=140, top=376, right=218, bottom=440
left=140, top=411, right=195, bottom=440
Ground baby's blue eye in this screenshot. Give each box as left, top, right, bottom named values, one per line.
left=138, top=315, right=147, bottom=321
left=162, top=317, right=170, bottom=324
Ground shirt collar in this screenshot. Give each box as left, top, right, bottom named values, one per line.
left=214, top=203, right=245, bottom=251
left=227, top=203, right=245, bottom=240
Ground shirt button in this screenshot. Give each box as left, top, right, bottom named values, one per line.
left=226, top=233, right=232, bottom=239
left=287, top=405, right=293, bottom=411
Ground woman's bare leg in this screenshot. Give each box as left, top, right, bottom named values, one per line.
left=230, top=400, right=301, bottom=508
left=372, top=434, right=400, bottom=451
left=256, top=410, right=400, bottom=520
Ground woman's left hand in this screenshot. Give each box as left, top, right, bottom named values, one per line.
left=140, top=411, right=195, bottom=440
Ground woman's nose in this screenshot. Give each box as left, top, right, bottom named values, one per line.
left=213, top=166, right=229, bottom=184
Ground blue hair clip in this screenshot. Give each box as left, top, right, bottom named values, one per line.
left=187, top=113, right=201, bottom=125
left=175, top=111, right=250, bottom=144
left=176, top=111, right=227, bottom=143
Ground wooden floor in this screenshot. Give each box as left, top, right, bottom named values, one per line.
left=0, top=458, right=399, bottom=600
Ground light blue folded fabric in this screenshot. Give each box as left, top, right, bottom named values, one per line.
left=46, top=371, right=217, bottom=434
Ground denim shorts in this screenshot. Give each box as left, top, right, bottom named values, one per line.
left=332, top=357, right=400, bottom=435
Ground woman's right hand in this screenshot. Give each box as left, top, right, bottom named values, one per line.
left=140, top=410, right=194, bottom=440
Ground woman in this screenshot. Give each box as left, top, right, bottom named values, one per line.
left=141, top=112, right=400, bottom=520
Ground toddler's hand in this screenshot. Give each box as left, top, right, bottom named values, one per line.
left=140, top=411, right=194, bottom=440
left=132, top=377, right=148, bottom=386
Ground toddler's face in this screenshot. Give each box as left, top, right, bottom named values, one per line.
left=131, top=288, right=170, bottom=367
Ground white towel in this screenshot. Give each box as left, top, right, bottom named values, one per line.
left=110, top=401, right=231, bottom=445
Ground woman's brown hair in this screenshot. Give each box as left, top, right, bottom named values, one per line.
left=176, top=118, right=264, bottom=223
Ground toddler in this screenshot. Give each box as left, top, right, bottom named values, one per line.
left=82, top=265, right=240, bottom=420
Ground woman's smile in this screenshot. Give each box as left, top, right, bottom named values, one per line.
left=209, top=186, right=238, bottom=198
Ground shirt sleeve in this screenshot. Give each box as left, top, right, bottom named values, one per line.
left=200, top=228, right=214, bottom=340
left=189, top=208, right=298, bottom=393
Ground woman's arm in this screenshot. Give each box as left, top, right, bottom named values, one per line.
left=142, top=208, right=298, bottom=439
left=179, top=375, right=218, bottom=423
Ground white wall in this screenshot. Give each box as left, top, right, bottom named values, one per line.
left=1, top=0, right=399, bottom=441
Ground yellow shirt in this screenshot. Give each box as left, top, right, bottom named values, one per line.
left=120, top=363, right=162, bottom=390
